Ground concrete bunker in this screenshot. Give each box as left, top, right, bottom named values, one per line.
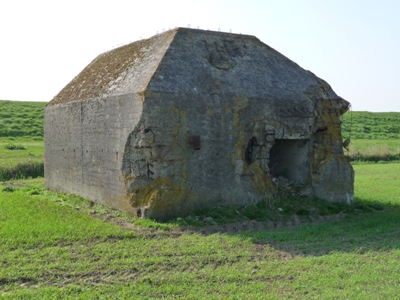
left=44, top=27, right=354, bottom=220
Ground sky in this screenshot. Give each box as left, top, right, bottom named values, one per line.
left=1, top=0, right=399, bottom=112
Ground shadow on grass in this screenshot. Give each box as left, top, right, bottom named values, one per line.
left=175, top=198, right=400, bottom=256
left=4, top=180, right=397, bottom=257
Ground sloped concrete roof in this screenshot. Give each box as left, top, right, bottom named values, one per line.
left=49, top=29, right=176, bottom=106
left=147, top=28, right=335, bottom=100
left=49, top=27, right=341, bottom=105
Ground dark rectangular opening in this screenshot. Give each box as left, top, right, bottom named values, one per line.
left=268, top=139, right=310, bottom=183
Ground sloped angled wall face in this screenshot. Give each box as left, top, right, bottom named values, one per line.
left=116, top=29, right=354, bottom=219
left=45, top=94, right=143, bottom=212
left=121, top=93, right=353, bottom=220
left=309, top=98, right=354, bottom=203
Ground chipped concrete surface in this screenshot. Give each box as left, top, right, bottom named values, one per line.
left=45, top=28, right=354, bottom=220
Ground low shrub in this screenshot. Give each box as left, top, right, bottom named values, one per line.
left=0, top=162, right=44, bottom=181
left=2, top=186, right=16, bottom=192
left=4, top=144, right=27, bottom=150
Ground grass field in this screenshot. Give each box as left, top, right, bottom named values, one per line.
left=0, top=100, right=45, bottom=139
left=341, top=110, right=400, bottom=140
left=341, top=111, right=400, bottom=161
left=0, top=101, right=46, bottom=180
left=0, top=140, right=43, bottom=166
left=0, top=101, right=399, bottom=168
left=1, top=100, right=400, bottom=297
left=0, top=140, right=44, bottom=181
left=1, top=163, right=400, bottom=298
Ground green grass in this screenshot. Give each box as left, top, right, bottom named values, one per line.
left=239, top=163, right=400, bottom=255
left=346, top=139, right=400, bottom=163
left=0, top=140, right=44, bottom=180
left=1, top=100, right=400, bottom=297
left=1, top=163, right=400, bottom=298
left=0, top=186, right=132, bottom=250
left=341, top=111, right=400, bottom=162
left=342, top=111, right=400, bottom=140
left=0, top=100, right=46, bottom=139
left=0, top=100, right=45, bottom=180
left=0, top=141, right=43, bottom=166
left=1, top=100, right=399, bottom=174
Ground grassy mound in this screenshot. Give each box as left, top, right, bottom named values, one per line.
left=0, top=100, right=46, bottom=139
left=342, top=111, right=400, bottom=162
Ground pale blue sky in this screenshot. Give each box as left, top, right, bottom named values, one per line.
left=1, top=0, right=399, bottom=111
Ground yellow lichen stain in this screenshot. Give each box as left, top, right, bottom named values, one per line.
left=121, top=105, right=192, bottom=217
left=232, top=97, right=249, bottom=137
left=206, top=108, right=214, bottom=116
left=229, top=97, right=247, bottom=170
left=123, top=172, right=135, bottom=193
left=233, top=97, right=249, bottom=112
left=169, top=106, right=188, bottom=152
left=115, top=192, right=137, bottom=215
left=130, top=177, right=193, bottom=216
left=124, top=174, right=134, bottom=181
left=230, top=130, right=244, bottom=166
left=228, top=96, right=275, bottom=195
left=311, top=99, right=349, bottom=181
left=233, top=113, right=240, bottom=136
left=245, top=161, right=275, bottom=195
left=169, top=106, right=187, bottom=119
left=236, top=130, right=244, bottom=153
left=230, top=97, right=249, bottom=160
left=138, top=91, right=145, bottom=103
left=224, top=103, right=231, bottom=114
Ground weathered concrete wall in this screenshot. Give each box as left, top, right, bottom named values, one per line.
left=121, top=92, right=353, bottom=219
left=45, top=27, right=354, bottom=220
left=45, top=94, right=143, bottom=212
left=117, top=29, right=353, bottom=219
left=310, top=98, right=354, bottom=203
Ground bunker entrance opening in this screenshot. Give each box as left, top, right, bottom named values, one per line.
left=268, top=139, right=310, bottom=183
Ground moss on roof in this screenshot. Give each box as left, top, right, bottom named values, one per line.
left=48, top=29, right=177, bottom=106
left=48, top=27, right=344, bottom=107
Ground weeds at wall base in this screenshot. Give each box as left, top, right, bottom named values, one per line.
left=161, top=195, right=382, bottom=227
